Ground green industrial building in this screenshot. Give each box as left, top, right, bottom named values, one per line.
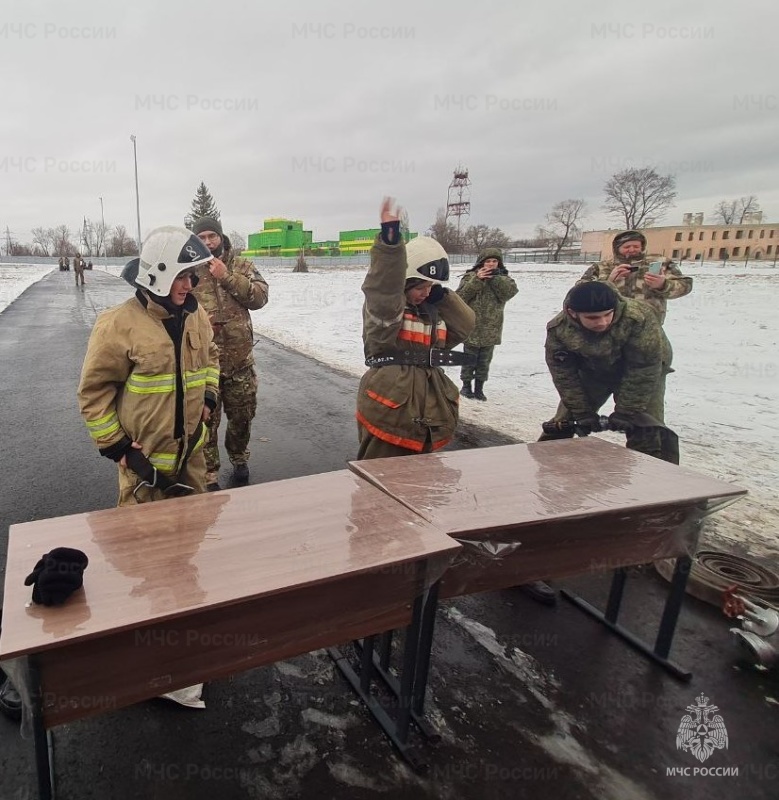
left=244, top=218, right=416, bottom=257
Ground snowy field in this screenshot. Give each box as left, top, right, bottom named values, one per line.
left=2, top=261, right=777, bottom=562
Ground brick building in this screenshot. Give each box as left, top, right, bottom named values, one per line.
left=582, top=219, right=779, bottom=263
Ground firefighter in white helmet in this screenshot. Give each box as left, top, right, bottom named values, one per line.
left=356, top=197, right=476, bottom=459
left=78, top=226, right=221, bottom=505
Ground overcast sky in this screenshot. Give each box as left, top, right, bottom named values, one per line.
left=1, top=0, right=776, bottom=247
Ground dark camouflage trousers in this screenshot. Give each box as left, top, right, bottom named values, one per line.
left=460, top=344, right=495, bottom=383
left=204, top=365, right=258, bottom=476
left=548, top=371, right=673, bottom=461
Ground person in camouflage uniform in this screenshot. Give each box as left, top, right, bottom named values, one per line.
left=522, top=280, right=677, bottom=607
left=191, top=217, right=269, bottom=489
left=73, top=253, right=86, bottom=287
left=578, top=230, right=692, bottom=325
left=455, top=248, right=518, bottom=401
left=543, top=281, right=674, bottom=462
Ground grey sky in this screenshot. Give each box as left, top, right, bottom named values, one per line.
left=1, top=0, right=776, bottom=247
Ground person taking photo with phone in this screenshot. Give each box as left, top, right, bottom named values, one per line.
left=577, top=230, right=692, bottom=325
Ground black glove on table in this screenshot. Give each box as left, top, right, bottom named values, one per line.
left=24, top=547, right=89, bottom=606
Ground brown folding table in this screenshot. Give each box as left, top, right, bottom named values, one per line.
left=349, top=437, right=747, bottom=686
left=0, top=470, right=460, bottom=798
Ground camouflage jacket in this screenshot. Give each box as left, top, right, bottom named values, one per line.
left=455, top=268, right=518, bottom=346
left=357, top=235, right=475, bottom=452
left=191, top=248, right=269, bottom=377
left=545, top=296, right=672, bottom=417
left=578, top=258, right=692, bottom=325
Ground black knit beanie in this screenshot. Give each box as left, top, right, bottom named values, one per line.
left=566, top=282, right=619, bottom=312
left=192, top=217, right=223, bottom=237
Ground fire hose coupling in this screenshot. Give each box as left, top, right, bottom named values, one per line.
left=722, top=583, right=779, bottom=669
left=723, top=585, right=779, bottom=637
left=541, top=409, right=666, bottom=437
left=542, top=414, right=619, bottom=437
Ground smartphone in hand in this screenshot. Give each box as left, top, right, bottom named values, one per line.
left=648, top=260, right=664, bottom=275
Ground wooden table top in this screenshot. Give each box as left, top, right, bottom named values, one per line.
left=0, top=470, right=459, bottom=659
left=349, top=438, right=747, bottom=539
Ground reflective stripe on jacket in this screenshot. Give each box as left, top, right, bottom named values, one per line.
left=357, top=235, right=475, bottom=452
left=78, top=291, right=220, bottom=474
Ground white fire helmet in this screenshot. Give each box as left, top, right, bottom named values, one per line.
left=404, top=237, right=450, bottom=285
left=135, top=226, right=212, bottom=296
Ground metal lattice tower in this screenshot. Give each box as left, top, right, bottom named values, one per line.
left=445, top=166, right=471, bottom=247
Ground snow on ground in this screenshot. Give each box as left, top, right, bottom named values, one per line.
left=2, top=261, right=777, bottom=562
left=0, top=264, right=55, bottom=312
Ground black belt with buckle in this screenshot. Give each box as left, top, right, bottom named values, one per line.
left=365, top=349, right=476, bottom=368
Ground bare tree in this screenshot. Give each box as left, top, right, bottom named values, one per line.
left=92, top=219, right=109, bottom=257
left=108, top=224, right=138, bottom=257
left=52, top=225, right=74, bottom=256
left=711, top=195, right=761, bottom=225
left=9, top=241, right=33, bottom=256
left=484, top=227, right=511, bottom=250
left=541, top=199, right=587, bottom=262
left=603, top=167, right=677, bottom=229
left=737, top=195, right=761, bottom=223
left=427, top=208, right=460, bottom=253
left=464, top=224, right=491, bottom=252
left=293, top=249, right=309, bottom=273
left=228, top=230, right=246, bottom=253
left=712, top=200, right=737, bottom=225
left=31, top=227, right=53, bottom=256
left=462, top=223, right=512, bottom=253
left=534, top=227, right=559, bottom=260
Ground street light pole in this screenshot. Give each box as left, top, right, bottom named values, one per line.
left=130, top=135, right=141, bottom=255
left=99, top=196, right=106, bottom=269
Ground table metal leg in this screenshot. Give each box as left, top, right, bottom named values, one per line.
left=605, top=568, right=627, bottom=623
left=654, top=555, right=692, bottom=659
left=29, top=657, right=54, bottom=800
left=561, top=560, right=692, bottom=681
left=327, top=578, right=443, bottom=770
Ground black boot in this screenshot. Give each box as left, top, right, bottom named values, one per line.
left=233, top=463, right=249, bottom=485
left=0, top=674, right=22, bottom=721
left=460, top=381, right=474, bottom=399
left=474, top=380, right=487, bottom=401
left=519, top=581, right=557, bottom=606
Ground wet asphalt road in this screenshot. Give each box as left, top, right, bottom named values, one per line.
left=0, top=270, right=776, bottom=800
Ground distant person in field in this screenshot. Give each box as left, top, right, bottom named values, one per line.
left=455, top=247, right=518, bottom=401
left=578, top=230, right=692, bottom=326
left=356, top=197, right=475, bottom=459
left=73, top=253, right=86, bottom=287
